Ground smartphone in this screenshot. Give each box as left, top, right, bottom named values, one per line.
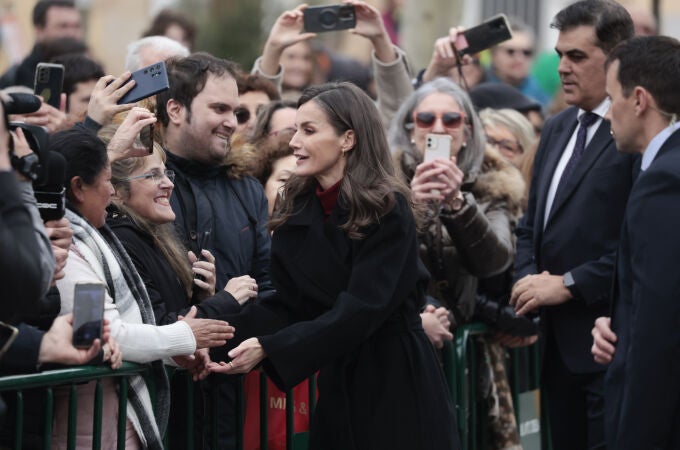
left=72, top=282, right=106, bottom=349
left=424, top=134, right=452, bottom=162
left=34, top=62, right=65, bottom=109
left=195, top=230, right=211, bottom=281
left=303, top=4, right=356, bottom=33
left=0, top=321, right=19, bottom=360
left=458, top=14, right=513, bottom=56
left=118, top=61, right=170, bottom=105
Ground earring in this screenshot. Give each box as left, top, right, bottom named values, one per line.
left=410, top=138, right=416, bottom=144
left=461, top=141, right=467, bottom=149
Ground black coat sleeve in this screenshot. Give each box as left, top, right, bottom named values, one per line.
left=614, top=161, right=680, bottom=448
left=0, top=172, right=47, bottom=321
left=258, top=197, right=422, bottom=389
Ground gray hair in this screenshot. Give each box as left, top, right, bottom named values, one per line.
left=478, top=108, right=536, bottom=155
left=387, top=77, right=485, bottom=179
left=125, top=36, right=189, bottom=71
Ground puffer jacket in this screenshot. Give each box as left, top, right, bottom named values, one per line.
left=397, top=146, right=525, bottom=322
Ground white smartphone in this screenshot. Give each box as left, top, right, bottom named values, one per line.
left=424, top=134, right=452, bottom=162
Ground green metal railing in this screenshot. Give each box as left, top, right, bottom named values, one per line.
left=0, top=324, right=546, bottom=449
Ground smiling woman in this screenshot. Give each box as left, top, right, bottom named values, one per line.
left=209, top=82, right=461, bottom=450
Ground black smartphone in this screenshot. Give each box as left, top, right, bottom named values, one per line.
left=0, top=321, right=18, bottom=360
left=303, top=4, right=356, bottom=33
left=34, top=62, right=65, bottom=109
left=459, top=14, right=513, bottom=56
left=118, top=61, right=170, bottom=105
left=72, top=282, right=106, bottom=349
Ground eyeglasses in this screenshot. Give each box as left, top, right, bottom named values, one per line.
left=500, top=47, right=534, bottom=58
left=487, top=137, right=523, bottom=155
left=413, top=111, right=466, bottom=130
left=122, top=169, right=175, bottom=185
left=235, top=107, right=251, bottom=125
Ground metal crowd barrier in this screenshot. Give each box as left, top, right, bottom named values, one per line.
left=0, top=324, right=546, bottom=450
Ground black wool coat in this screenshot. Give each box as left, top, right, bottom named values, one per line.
left=107, top=212, right=241, bottom=325
left=214, top=190, right=460, bottom=450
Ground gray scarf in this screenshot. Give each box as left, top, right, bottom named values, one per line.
left=66, top=208, right=169, bottom=449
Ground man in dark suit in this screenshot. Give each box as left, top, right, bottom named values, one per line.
left=591, top=36, right=680, bottom=450
left=509, top=1, right=635, bottom=449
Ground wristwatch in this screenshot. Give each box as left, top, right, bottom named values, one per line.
left=563, top=271, right=578, bottom=298
left=445, top=191, right=466, bottom=212
left=10, top=152, right=40, bottom=181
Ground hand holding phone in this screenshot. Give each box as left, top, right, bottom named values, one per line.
left=72, top=282, right=106, bottom=348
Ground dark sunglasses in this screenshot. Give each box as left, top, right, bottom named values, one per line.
left=501, top=47, right=533, bottom=58
left=235, top=107, right=251, bottom=125
left=413, top=111, right=466, bottom=129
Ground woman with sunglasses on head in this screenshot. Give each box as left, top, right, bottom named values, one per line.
left=389, top=77, right=528, bottom=450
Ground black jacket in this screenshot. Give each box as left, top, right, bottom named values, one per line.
left=165, top=151, right=273, bottom=294
left=107, top=211, right=240, bottom=324
left=0, top=45, right=44, bottom=89
left=514, top=106, right=637, bottom=373
left=214, top=190, right=460, bottom=450
left=605, top=129, right=680, bottom=450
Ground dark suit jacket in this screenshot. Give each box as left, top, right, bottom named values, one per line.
left=213, top=190, right=460, bottom=450
left=605, top=129, right=680, bottom=450
left=514, top=106, right=637, bottom=373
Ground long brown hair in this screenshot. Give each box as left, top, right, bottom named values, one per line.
left=269, top=82, right=413, bottom=239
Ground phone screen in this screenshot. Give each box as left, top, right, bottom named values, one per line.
left=72, top=283, right=105, bottom=348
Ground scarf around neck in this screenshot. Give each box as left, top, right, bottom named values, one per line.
left=66, top=208, right=169, bottom=450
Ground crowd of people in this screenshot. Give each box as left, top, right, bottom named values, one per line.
left=0, top=0, right=677, bottom=449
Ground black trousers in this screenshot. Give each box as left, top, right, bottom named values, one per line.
left=543, top=337, right=605, bottom=450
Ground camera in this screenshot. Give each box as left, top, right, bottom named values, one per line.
left=303, top=4, right=356, bottom=33
left=1, top=92, right=65, bottom=221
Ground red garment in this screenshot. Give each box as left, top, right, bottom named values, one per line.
left=315, top=180, right=342, bottom=221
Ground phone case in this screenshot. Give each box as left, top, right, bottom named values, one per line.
left=424, top=134, right=452, bottom=162
left=72, top=283, right=106, bottom=348
left=460, top=14, right=513, bottom=55
left=34, top=63, right=64, bottom=109
left=118, top=61, right=170, bottom=105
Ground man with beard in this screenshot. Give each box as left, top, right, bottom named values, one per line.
left=156, top=52, right=273, bottom=449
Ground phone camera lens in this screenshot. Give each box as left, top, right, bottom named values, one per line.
left=144, top=69, right=148, bottom=74
left=319, top=9, right=338, bottom=29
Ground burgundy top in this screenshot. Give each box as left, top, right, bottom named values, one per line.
left=316, top=180, right=342, bottom=221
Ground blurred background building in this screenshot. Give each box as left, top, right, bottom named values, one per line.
left=0, top=0, right=676, bottom=84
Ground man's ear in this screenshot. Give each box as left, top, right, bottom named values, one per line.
left=70, top=176, right=86, bottom=203
left=341, top=129, right=356, bottom=153
left=166, top=99, right=185, bottom=125
left=634, top=86, right=650, bottom=116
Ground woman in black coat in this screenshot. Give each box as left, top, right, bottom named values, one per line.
left=209, top=82, right=461, bottom=450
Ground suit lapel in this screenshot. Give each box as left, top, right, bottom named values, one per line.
left=546, top=118, right=613, bottom=226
